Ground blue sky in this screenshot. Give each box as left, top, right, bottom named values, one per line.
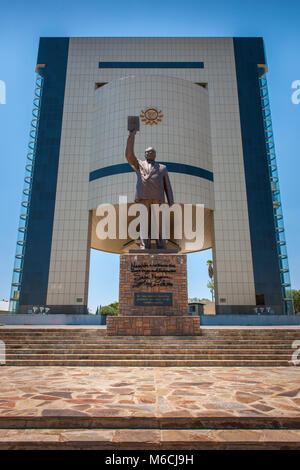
left=0, top=0, right=299, bottom=312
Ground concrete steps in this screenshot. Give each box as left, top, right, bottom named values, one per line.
left=3, top=342, right=296, bottom=348
left=1, top=331, right=299, bottom=450
left=4, top=360, right=292, bottom=366
left=3, top=345, right=294, bottom=351
left=0, top=414, right=300, bottom=450
left=0, top=329, right=299, bottom=337
left=1, top=428, right=300, bottom=450
left=0, top=327, right=298, bottom=366
left=4, top=351, right=292, bottom=359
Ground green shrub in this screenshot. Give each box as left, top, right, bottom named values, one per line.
left=99, top=305, right=118, bottom=316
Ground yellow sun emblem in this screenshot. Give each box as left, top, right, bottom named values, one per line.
left=140, top=107, right=163, bottom=126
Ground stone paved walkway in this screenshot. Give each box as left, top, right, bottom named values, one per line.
left=0, top=366, right=299, bottom=421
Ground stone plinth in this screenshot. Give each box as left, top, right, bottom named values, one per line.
left=119, top=253, right=188, bottom=316
left=106, top=253, right=200, bottom=336
left=106, top=315, right=200, bottom=336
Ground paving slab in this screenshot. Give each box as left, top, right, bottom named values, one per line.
left=0, top=366, right=299, bottom=428
left=0, top=428, right=300, bottom=449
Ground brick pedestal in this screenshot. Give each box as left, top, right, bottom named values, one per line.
left=106, top=253, right=200, bottom=336
left=107, top=315, right=200, bottom=336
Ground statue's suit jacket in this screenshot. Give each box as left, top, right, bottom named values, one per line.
left=127, top=157, right=174, bottom=205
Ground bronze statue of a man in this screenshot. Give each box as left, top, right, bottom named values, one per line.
left=126, top=129, right=174, bottom=249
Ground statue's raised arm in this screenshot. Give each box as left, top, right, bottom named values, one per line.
left=125, top=131, right=139, bottom=171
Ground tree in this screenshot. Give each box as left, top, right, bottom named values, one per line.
left=207, top=280, right=214, bottom=301
left=206, top=260, right=214, bottom=301
left=292, top=290, right=300, bottom=313
left=97, top=302, right=119, bottom=316
left=188, top=297, right=211, bottom=303
left=108, top=302, right=119, bottom=313
left=99, top=305, right=118, bottom=316
left=207, top=260, right=214, bottom=280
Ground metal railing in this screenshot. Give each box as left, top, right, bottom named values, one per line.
left=258, top=65, right=294, bottom=315
left=9, top=71, right=44, bottom=312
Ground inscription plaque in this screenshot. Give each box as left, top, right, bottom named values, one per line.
left=134, top=292, right=173, bottom=307
left=119, top=253, right=188, bottom=317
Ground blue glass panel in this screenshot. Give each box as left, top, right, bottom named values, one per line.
left=19, top=38, right=69, bottom=308
left=233, top=37, right=283, bottom=313
left=99, top=61, right=204, bottom=69
left=89, top=162, right=213, bottom=182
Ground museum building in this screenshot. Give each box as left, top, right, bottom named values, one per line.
left=10, top=37, right=293, bottom=315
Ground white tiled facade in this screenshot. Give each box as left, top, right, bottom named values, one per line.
left=46, top=37, right=256, bottom=309
left=90, top=75, right=213, bottom=208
